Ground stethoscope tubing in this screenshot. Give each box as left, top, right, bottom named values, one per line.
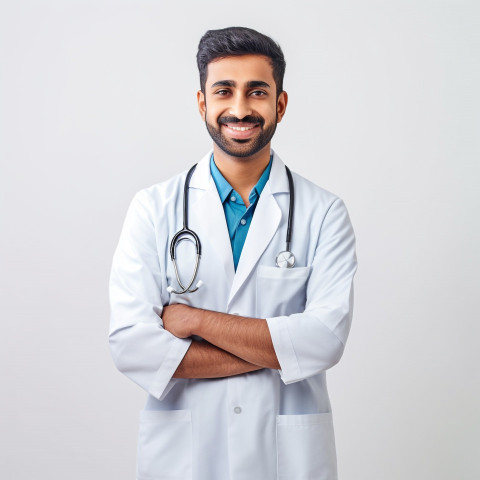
left=169, top=161, right=296, bottom=294
left=284, top=166, right=294, bottom=253
left=168, top=164, right=201, bottom=294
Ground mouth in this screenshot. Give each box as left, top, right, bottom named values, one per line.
left=222, top=122, right=260, bottom=139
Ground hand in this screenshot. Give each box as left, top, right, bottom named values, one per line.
left=162, top=304, right=199, bottom=338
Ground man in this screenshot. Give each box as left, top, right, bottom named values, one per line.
left=110, top=27, right=357, bottom=480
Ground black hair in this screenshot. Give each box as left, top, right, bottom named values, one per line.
left=197, top=27, right=286, bottom=97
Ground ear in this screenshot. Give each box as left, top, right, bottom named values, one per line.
left=197, top=90, right=206, bottom=121
left=276, top=91, right=288, bottom=123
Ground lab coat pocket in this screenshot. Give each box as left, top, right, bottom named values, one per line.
left=276, top=413, right=337, bottom=480
left=137, top=409, right=192, bottom=480
left=256, top=265, right=312, bottom=318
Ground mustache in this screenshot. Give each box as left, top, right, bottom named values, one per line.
left=218, top=115, right=264, bottom=126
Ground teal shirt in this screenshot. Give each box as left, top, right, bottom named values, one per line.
left=210, top=155, right=273, bottom=270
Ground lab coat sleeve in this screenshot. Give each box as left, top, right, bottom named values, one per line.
left=266, top=198, right=357, bottom=384
left=109, top=190, right=192, bottom=400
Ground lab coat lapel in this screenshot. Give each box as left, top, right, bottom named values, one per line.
left=189, top=153, right=235, bottom=286
left=227, top=153, right=289, bottom=306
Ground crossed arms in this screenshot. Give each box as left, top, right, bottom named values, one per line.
left=162, top=304, right=280, bottom=378
left=109, top=191, right=356, bottom=398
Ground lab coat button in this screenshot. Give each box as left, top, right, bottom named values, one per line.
left=234, top=406, right=242, bottom=414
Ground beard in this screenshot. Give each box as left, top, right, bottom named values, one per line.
left=205, top=113, right=277, bottom=158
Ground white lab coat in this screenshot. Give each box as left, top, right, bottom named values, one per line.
left=109, top=150, right=357, bottom=480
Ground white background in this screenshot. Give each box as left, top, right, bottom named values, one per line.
left=1, top=1, right=479, bottom=479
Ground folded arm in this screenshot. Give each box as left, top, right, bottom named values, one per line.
left=163, top=305, right=281, bottom=378
left=164, top=197, right=357, bottom=384
left=172, top=339, right=262, bottom=378
left=110, top=189, right=356, bottom=397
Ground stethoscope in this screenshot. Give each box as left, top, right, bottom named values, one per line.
left=167, top=163, right=295, bottom=295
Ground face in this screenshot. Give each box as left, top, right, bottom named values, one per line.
left=198, top=55, right=287, bottom=159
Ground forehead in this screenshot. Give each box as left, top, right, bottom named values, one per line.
left=206, top=54, right=275, bottom=87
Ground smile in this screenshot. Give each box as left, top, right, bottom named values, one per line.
left=221, top=123, right=260, bottom=140
left=228, top=125, right=256, bottom=131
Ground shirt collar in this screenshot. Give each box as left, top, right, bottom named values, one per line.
left=210, top=154, right=273, bottom=204
left=210, top=154, right=233, bottom=203
left=253, top=156, right=272, bottom=198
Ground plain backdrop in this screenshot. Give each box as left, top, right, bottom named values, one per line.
left=1, top=1, right=479, bottom=479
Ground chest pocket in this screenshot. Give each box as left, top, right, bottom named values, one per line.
left=256, top=265, right=312, bottom=318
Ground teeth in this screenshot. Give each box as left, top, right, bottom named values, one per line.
left=229, top=125, right=255, bottom=131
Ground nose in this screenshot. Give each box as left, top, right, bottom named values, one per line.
left=228, top=93, right=253, bottom=119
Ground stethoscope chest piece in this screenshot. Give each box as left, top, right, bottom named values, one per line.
left=275, top=250, right=296, bottom=268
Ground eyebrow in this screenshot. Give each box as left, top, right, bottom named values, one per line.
left=210, top=80, right=271, bottom=89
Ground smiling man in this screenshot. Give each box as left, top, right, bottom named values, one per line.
left=202, top=54, right=285, bottom=161
left=109, top=27, right=357, bottom=480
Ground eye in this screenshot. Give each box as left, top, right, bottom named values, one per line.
left=250, top=90, right=267, bottom=97
left=215, top=89, right=230, bottom=96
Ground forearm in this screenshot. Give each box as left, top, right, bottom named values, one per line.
left=194, top=310, right=281, bottom=370
left=162, top=304, right=280, bottom=370
left=173, top=340, right=262, bottom=378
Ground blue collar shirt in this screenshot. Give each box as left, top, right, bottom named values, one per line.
left=210, top=154, right=273, bottom=271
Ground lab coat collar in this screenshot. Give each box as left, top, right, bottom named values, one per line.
left=268, top=149, right=290, bottom=194
left=188, top=152, right=235, bottom=286
left=188, top=151, right=214, bottom=190
left=188, top=149, right=290, bottom=304
left=228, top=150, right=288, bottom=305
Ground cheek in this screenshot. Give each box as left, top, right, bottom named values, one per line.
left=204, top=107, right=219, bottom=124
left=262, top=104, right=278, bottom=120
left=264, top=111, right=279, bottom=125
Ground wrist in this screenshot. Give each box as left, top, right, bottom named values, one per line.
left=190, top=306, right=205, bottom=336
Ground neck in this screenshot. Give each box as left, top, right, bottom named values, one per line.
left=212, top=144, right=271, bottom=204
